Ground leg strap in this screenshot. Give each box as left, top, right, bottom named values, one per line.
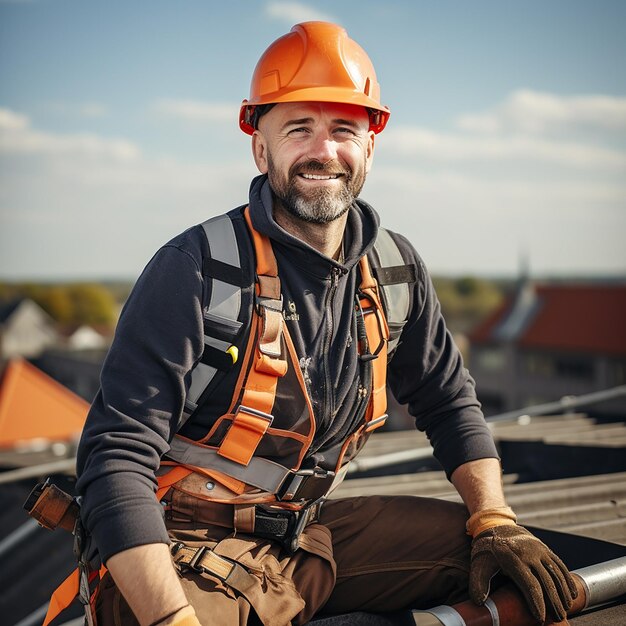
left=171, top=543, right=241, bottom=582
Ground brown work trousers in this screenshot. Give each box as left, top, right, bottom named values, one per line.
left=93, top=494, right=471, bottom=626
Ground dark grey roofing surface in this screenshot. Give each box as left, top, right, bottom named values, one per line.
left=1, top=413, right=625, bottom=625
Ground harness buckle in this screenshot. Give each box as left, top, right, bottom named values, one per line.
left=233, top=404, right=274, bottom=424
left=188, top=545, right=208, bottom=571
left=254, top=497, right=325, bottom=555
left=277, top=467, right=336, bottom=502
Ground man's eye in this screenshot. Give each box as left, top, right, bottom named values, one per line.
left=335, top=127, right=356, bottom=136
left=289, top=127, right=309, bottom=134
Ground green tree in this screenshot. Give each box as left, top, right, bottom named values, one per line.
left=67, top=283, right=117, bottom=325
left=37, top=287, right=74, bottom=324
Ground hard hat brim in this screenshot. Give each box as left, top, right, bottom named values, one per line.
left=240, top=87, right=390, bottom=135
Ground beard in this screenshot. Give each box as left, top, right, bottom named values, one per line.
left=267, top=155, right=367, bottom=224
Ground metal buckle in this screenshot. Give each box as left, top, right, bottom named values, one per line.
left=233, top=404, right=274, bottom=425
left=277, top=467, right=335, bottom=502
left=255, top=293, right=283, bottom=316
left=188, top=546, right=208, bottom=572
left=286, top=497, right=325, bottom=554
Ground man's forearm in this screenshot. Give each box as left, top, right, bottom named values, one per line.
left=450, top=457, right=507, bottom=515
left=106, top=543, right=193, bottom=626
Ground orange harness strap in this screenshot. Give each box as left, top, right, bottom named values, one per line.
left=359, top=255, right=389, bottom=427
left=156, top=465, right=193, bottom=500
left=42, top=467, right=193, bottom=626
left=42, top=568, right=81, bottom=626
left=216, top=208, right=289, bottom=466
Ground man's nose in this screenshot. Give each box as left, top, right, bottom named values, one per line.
left=308, top=133, right=338, bottom=163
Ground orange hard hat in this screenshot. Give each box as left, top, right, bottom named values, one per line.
left=240, top=22, right=390, bottom=135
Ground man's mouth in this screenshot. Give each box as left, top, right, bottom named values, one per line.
left=299, top=173, right=341, bottom=180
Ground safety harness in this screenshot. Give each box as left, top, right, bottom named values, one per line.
left=26, top=206, right=417, bottom=625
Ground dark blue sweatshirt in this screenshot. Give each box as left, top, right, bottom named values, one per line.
left=76, top=175, right=498, bottom=563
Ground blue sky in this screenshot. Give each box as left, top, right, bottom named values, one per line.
left=1, top=0, right=625, bottom=280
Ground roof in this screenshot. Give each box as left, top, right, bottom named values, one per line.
left=469, top=283, right=626, bottom=355
left=0, top=299, right=23, bottom=324
left=1, top=415, right=625, bottom=624
left=0, top=359, right=89, bottom=448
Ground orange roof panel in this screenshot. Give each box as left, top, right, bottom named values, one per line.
left=0, top=359, right=89, bottom=447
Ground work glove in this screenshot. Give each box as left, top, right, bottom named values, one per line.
left=469, top=517, right=578, bottom=623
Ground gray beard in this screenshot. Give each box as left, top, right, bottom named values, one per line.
left=287, top=184, right=353, bottom=224
left=268, top=158, right=364, bottom=225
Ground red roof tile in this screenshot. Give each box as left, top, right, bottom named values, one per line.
left=0, top=359, right=89, bottom=447
left=469, top=284, right=626, bottom=355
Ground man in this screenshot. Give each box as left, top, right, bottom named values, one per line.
left=76, top=22, right=577, bottom=626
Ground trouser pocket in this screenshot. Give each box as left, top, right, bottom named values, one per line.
left=171, top=534, right=306, bottom=626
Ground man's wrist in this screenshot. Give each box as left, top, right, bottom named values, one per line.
left=150, top=604, right=197, bottom=626
left=466, top=506, right=517, bottom=537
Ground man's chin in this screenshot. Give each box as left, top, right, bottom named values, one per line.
left=286, top=199, right=351, bottom=224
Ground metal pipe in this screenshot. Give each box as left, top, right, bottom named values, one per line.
left=346, top=446, right=434, bottom=474
left=13, top=603, right=49, bottom=626
left=575, top=556, right=626, bottom=608
left=485, top=385, right=626, bottom=423
left=411, top=556, right=626, bottom=625
left=0, top=457, right=76, bottom=485
left=0, top=518, right=39, bottom=559
left=345, top=385, right=626, bottom=474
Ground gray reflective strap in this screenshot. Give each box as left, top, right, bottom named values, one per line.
left=186, top=336, right=232, bottom=408
left=202, top=214, right=242, bottom=319
left=373, top=228, right=410, bottom=353
left=167, top=436, right=292, bottom=493
left=181, top=214, right=243, bottom=426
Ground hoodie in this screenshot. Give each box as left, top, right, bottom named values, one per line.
left=76, top=175, right=498, bottom=563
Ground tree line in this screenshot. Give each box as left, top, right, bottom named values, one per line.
left=1, top=276, right=505, bottom=333
left=0, top=282, right=124, bottom=327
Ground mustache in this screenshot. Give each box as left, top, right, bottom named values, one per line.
left=290, top=159, right=351, bottom=178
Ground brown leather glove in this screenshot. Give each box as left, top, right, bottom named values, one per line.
left=470, top=524, right=578, bottom=623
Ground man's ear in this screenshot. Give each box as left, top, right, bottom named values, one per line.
left=251, top=131, right=268, bottom=174
left=365, top=130, right=375, bottom=173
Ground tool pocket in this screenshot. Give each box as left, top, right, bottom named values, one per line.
left=171, top=534, right=306, bottom=626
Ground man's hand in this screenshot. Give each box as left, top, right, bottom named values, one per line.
left=469, top=524, right=578, bottom=623
left=451, top=459, right=578, bottom=623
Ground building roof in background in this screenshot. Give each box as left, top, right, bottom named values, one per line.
left=0, top=299, right=24, bottom=324
left=0, top=359, right=88, bottom=447
left=470, top=284, right=626, bottom=355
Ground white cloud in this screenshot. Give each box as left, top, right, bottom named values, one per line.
left=365, top=166, right=626, bottom=276
left=380, top=125, right=626, bottom=170
left=265, top=1, right=338, bottom=24
left=154, top=99, right=236, bottom=124
left=1, top=97, right=625, bottom=280
left=0, top=107, right=140, bottom=161
left=77, top=103, right=108, bottom=118
left=0, top=108, right=29, bottom=130
left=456, top=90, right=626, bottom=135
left=44, top=101, right=109, bottom=118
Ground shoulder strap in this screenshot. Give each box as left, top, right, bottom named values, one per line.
left=369, top=228, right=417, bottom=355
left=180, top=212, right=248, bottom=429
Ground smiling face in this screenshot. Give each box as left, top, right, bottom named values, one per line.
left=251, top=102, right=375, bottom=224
